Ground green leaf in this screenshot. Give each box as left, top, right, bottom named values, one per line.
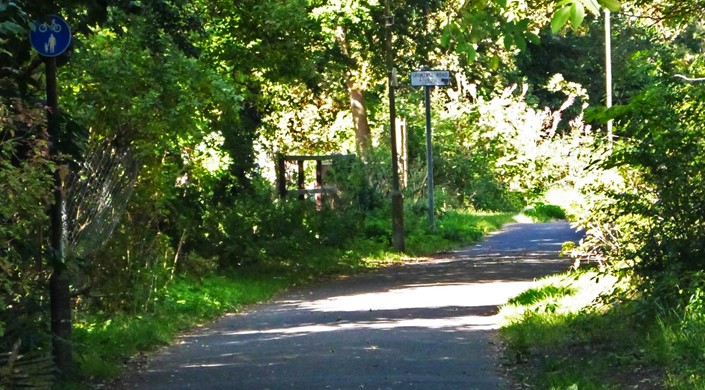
left=469, top=27, right=483, bottom=44
left=570, top=1, right=585, bottom=29
left=551, top=6, right=572, bottom=34
left=489, top=55, right=500, bottom=70
left=515, top=35, right=526, bottom=51
left=598, top=0, right=621, bottom=11
left=494, top=0, right=507, bottom=7
left=441, top=24, right=452, bottom=47
left=503, top=34, right=513, bottom=50
left=458, top=41, right=476, bottom=62
left=579, top=0, right=601, bottom=14
left=0, top=20, right=24, bottom=35
left=526, top=32, right=540, bottom=45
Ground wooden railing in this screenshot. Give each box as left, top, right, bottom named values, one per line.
left=276, top=154, right=355, bottom=201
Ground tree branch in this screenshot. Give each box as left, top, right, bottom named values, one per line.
left=674, top=74, right=705, bottom=82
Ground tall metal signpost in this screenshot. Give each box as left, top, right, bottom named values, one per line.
left=410, top=70, right=451, bottom=228
left=29, top=14, right=73, bottom=375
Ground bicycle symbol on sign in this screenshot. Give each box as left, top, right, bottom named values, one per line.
left=37, top=21, right=62, bottom=33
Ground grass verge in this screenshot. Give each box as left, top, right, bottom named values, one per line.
left=520, top=202, right=567, bottom=223
left=499, top=269, right=705, bottom=389
left=72, top=273, right=293, bottom=381
left=69, top=210, right=516, bottom=386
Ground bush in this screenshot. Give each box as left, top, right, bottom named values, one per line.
left=0, top=99, right=53, bottom=353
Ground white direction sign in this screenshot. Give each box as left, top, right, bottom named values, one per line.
left=410, top=70, right=451, bottom=87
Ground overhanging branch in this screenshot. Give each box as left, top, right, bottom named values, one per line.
left=674, top=74, right=705, bottom=82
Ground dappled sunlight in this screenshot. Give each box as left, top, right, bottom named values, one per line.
left=182, top=363, right=237, bottom=369
left=299, top=281, right=536, bottom=312
left=181, top=279, right=542, bottom=345
left=221, top=313, right=501, bottom=338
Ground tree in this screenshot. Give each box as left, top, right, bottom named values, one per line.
left=1, top=0, right=228, bottom=375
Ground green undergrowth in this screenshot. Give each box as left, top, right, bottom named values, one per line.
left=70, top=210, right=516, bottom=385
left=499, top=269, right=705, bottom=389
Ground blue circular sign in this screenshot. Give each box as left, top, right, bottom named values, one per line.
left=29, top=15, right=71, bottom=57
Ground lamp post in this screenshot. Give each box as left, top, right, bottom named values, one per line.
left=605, top=8, right=613, bottom=144
left=385, top=0, right=404, bottom=252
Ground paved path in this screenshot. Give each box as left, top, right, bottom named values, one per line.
left=117, top=222, right=582, bottom=389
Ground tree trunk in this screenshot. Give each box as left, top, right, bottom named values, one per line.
left=347, top=80, right=371, bottom=154
left=335, top=26, right=371, bottom=155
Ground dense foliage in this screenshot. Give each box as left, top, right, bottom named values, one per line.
left=571, top=5, right=705, bottom=303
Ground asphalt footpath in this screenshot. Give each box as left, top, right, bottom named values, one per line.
left=114, top=221, right=582, bottom=390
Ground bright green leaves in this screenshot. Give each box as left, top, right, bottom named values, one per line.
left=551, top=0, right=621, bottom=33
left=442, top=6, right=539, bottom=64
left=441, top=21, right=463, bottom=47
left=570, top=1, right=585, bottom=30
left=442, top=10, right=491, bottom=63
left=441, top=9, right=495, bottom=62
left=550, top=6, right=572, bottom=34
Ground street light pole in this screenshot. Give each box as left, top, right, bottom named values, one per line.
left=605, top=8, right=613, bottom=144
left=385, top=0, right=404, bottom=252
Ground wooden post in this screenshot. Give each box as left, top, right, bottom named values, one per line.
left=297, top=160, right=305, bottom=200
left=396, top=117, right=407, bottom=189
left=277, top=155, right=286, bottom=199
left=316, top=159, right=323, bottom=207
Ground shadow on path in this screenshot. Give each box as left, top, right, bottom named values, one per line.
left=117, top=222, right=582, bottom=390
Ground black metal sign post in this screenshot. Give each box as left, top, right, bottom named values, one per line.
left=30, top=15, right=73, bottom=376
left=423, top=84, right=435, bottom=227
left=46, top=54, right=73, bottom=377
left=411, top=70, right=450, bottom=229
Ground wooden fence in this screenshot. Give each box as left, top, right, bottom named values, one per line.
left=276, top=154, right=355, bottom=201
